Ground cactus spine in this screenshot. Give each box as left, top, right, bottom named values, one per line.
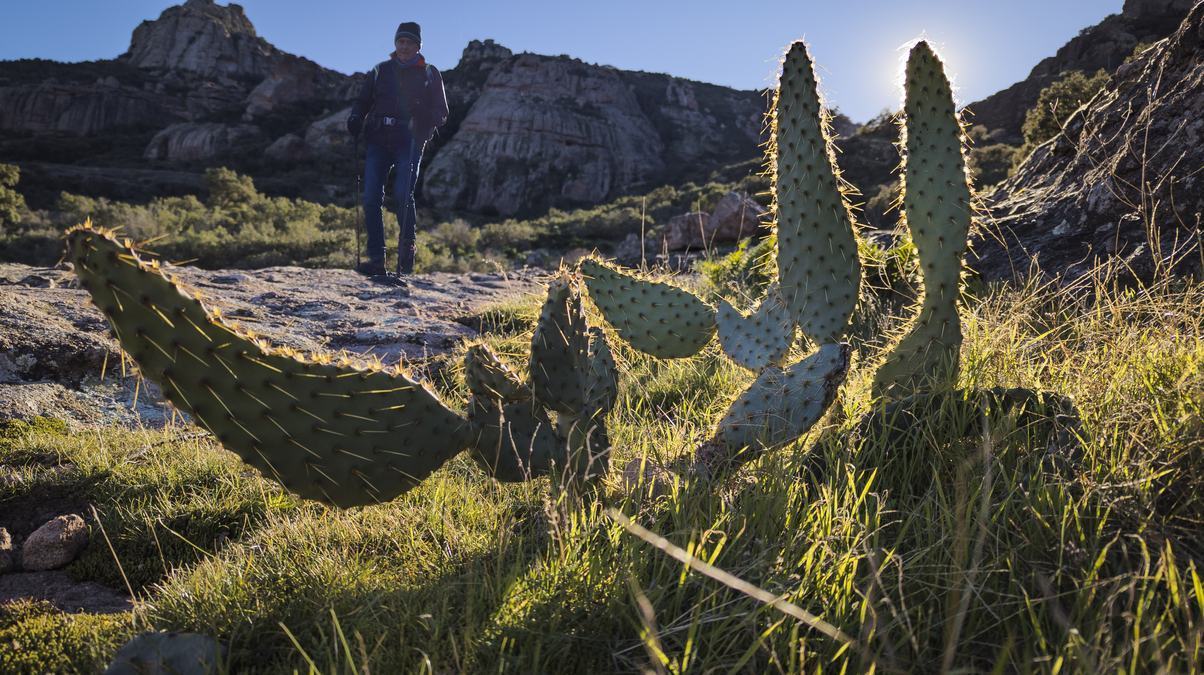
left=871, top=41, right=973, bottom=400
left=66, top=223, right=470, bottom=508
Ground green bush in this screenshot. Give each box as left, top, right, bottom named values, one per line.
left=0, top=163, right=27, bottom=232
left=1015, top=69, right=1110, bottom=169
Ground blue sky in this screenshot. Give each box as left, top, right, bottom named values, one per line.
left=1, top=0, right=1124, bottom=122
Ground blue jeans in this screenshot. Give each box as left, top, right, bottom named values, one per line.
left=362, top=133, right=424, bottom=273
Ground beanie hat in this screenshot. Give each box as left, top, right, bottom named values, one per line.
left=394, top=22, right=421, bottom=47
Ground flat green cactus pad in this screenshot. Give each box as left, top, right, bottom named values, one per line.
left=66, top=223, right=469, bottom=508
left=467, top=396, right=557, bottom=482
left=716, top=342, right=850, bottom=454
left=872, top=41, right=972, bottom=400
left=465, top=344, right=530, bottom=402
left=579, top=259, right=715, bottom=358
left=773, top=41, right=861, bottom=344
left=716, top=283, right=795, bottom=371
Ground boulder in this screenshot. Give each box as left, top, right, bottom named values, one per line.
left=20, top=514, right=89, bottom=571
left=0, top=527, right=13, bottom=574
left=143, top=122, right=263, bottom=161
left=304, top=107, right=352, bottom=153
left=660, top=192, right=767, bottom=251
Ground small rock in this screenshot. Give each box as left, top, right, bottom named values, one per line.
left=20, top=514, right=89, bottom=571
left=0, top=527, right=13, bottom=574
left=104, top=631, right=221, bottom=675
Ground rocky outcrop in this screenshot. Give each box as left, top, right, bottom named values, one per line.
left=264, top=133, right=307, bottom=162
left=0, top=77, right=178, bottom=135
left=965, top=0, right=1194, bottom=142
left=972, top=2, right=1204, bottom=283
left=423, top=54, right=669, bottom=215
left=243, top=54, right=349, bottom=118
left=423, top=50, right=765, bottom=216
left=143, top=122, right=264, bottom=161
left=122, top=0, right=280, bottom=81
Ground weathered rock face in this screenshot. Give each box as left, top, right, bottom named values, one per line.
left=0, top=78, right=178, bottom=135
left=143, top=122, right=264, bottom=161
left=972, top=3, right=1204, bottom=283
left=423, top=51, right=765, bottom=216
left=264, top=133, right=307, bottom=162
left=122, top=0, right=279, bottom=81
left=243, top=54, right=349, bottom=118
left=423, top=54, right=669, bottom=215
left=965, top=0, right=1194, bottom=142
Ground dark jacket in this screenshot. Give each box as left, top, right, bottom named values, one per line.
left=348, top=54, right=449, bottom=149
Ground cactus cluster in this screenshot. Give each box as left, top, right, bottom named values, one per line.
left=66, top=38, right=1058, bottom=504
left=66, top=225, right=616, bottom=506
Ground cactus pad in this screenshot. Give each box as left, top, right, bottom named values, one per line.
left=584, top=327, right=619, bottom=413
left=716, top=283, right=795, bottom=371
left=467, top=396, right=557, bottom=482
left=464, top=344, right=530, bottom=402
left=66, top=224, right=469, bottom=508
left=872, top=41, right=972, bottom=400
left=772, top=41, right=861, bottom=344
left=579, top=258, right=715, bottom=358
left=530, top=275, right=589, bottom=414
left=715, top=342, right=850, bottom=454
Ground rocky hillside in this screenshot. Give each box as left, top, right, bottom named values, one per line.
left=965, top=0, right=1195, bottom=143
left=0, top=0, right=763, bottom=216
left=971, top=1, right=1204, bottom=283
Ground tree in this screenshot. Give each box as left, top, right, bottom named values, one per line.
left=0, top=163, right=27, bottom=231
left=1014, top=69, right=1110, bottom=170
left=204, top=167, right=259, bottom=209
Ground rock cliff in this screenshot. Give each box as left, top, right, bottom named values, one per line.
left=971, top=2, right=1204, bottom=283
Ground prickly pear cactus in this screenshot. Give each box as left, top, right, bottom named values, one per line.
left=464, top=344, right=530, bottom=402
left=772, top=41, right=861, bottom=344
left=715, top=283, right=795, bottom=371
left=66, top=223, right=470, bottom=508
left=713, top=343, right=850, bottom=458
left=872, top=41, right=973, bottom=400
left=584, top=327, right=619, bottom=412
left=579, top=258, right=716, bottom=358
left=530, top=276, right=590, bottom=414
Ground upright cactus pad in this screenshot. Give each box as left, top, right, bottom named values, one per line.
left=464, top=344, right=530, bottom=402
left=530, top=275, right=589, bottom=414
left=467, top=396, right=557, bottom=482
left=715, top=343, right=850, bottom=454
left=772, top=41, right=861, bottom=344
left=716, top=283, right=795, bottom=371
left=872, top=41, right=972, bottom=400
left=585, top=327, right=619, bottom=413
left=579, top=258, right=716, bottom=358
left=66, top=224, right=470, bottom=508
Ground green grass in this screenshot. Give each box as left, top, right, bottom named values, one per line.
left=1, top=271, right=1201, bottom=673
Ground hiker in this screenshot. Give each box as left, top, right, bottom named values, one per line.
left=347, top=21, right=449, bottom=280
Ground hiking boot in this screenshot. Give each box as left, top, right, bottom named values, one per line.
left=369, top=272, right=409, bottom=288
left=355, top=260, right=387, bottom=277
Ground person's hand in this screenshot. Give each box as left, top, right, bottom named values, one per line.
left=346, top=115, right=363, bottom=137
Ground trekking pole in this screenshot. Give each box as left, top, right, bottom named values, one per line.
left=353, top=135, right=362, bottom=270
